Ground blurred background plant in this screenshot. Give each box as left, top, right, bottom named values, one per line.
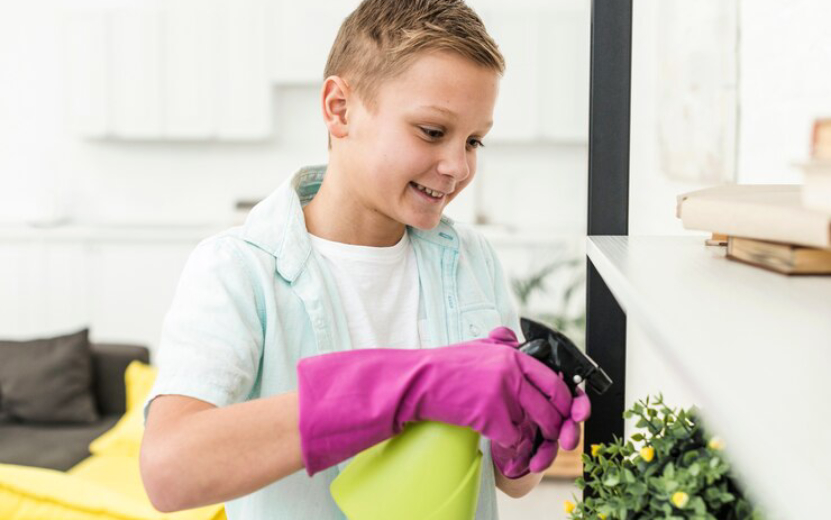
left=565, top=394, right=765, bottom=520
left=510, top=255, right=586, bottom=349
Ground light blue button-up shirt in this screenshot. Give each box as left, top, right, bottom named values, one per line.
left=145, top=165, right=521, bottom=520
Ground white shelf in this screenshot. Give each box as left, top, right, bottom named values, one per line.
left=587, top=235, right=831, bottom=520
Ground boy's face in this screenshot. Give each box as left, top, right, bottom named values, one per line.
left=336, top=51, right=499, bottom=231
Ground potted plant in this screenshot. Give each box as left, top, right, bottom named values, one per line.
left=564, top=395, right=765, bottom=520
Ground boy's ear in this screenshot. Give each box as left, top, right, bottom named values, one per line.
left=321, top=76, right=351, bottom=140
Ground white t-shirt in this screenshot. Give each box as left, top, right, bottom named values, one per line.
left=309, top=231, right=424, bottom=350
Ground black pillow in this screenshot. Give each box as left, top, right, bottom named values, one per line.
left=0, top=328, right=100, bottom=424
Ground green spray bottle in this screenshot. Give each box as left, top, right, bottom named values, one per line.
left=329, top=318, right=612, bottom=520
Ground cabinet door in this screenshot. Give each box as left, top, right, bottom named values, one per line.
left=64, top=10, right=109, bottom=138
left=163, top=0, right=219, bottom=139
left=215, top=0, right=271, bottom=140
left=0, top=243, right=89, bottom=338
left=111, top=7, right=164, bottom=139
left=473, top=1, right=590, bottom=144
left=64, top=1, right=272, bottom=141
left=269, top=0, right=361, bottom=85
left=0, top=244, right=38, bottom=336
left=87, top=242, right=196, bottom=357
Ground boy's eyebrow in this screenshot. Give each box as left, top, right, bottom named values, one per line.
left=418, top=105, right=493, bottom=131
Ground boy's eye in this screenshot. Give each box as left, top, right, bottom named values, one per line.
left=420, top=127, right=444, bottom=139
left=467, top=138, right=485, bottom=149
left=419, top=127, right=485, bottom=149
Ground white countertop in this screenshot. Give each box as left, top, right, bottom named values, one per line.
left=587, top=235, right=831, bottom=520
left=0, top=223, right=228, bottom=243
left=0, top=222, right=579, bottom=246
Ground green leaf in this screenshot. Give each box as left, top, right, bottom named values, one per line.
left=630, top=481, right=648, bottom=496
left=631, top=433, right=644, bottom=441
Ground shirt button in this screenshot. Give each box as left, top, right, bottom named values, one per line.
left=469, top=324, right=481, bottom=337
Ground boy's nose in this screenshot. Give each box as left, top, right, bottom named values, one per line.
left=436, top=145, right=471, bottom=183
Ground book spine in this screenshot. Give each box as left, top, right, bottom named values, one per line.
left=680, top=198, right=831, bottom=249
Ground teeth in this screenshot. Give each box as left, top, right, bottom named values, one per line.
left=414, top=183, right=444, bottom=199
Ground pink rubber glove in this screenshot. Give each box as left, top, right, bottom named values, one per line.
left=487, top=327, right=592, bottom=479
left=297, top=327, right=574, bottom=476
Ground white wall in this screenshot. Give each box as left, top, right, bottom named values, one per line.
left=4, top=0, right=828, bottom=349
left=0, top=0, right=590, bottom=350
left=626, top=0, right=831, bottom=430
left=630, top=0, right=831, bottom=238
left=629, top=0, right=734, bottom=237
left=0, top=0, right=589, bottom=235
left=738, top=0, right=831, bottom=183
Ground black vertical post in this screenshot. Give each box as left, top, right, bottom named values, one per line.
left=584, top=0, right=632, bottom=498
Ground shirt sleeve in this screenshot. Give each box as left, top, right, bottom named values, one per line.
left=144, top=236, right=265, bottom=422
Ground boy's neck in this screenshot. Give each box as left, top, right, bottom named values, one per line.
left=302, top=164, right=406, bottom=247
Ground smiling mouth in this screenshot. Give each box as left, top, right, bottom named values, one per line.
left=410, top=181, right=446, bottom=200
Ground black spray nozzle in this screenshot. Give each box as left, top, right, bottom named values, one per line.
left=517, top=317, right=612, bottom=396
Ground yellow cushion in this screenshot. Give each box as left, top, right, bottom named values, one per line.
left=0, top=462, right=162, bottom=520
left=89, top=361, right=157, bottom=457
left=69, top=455, right=224, bottom=520
left=124, top=360, right=158, bottom=414
left=0, top=462, right=225, bottom=520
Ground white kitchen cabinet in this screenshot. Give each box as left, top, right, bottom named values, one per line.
left=214, top=0, right=271, bottom=140
left=64, top=10, right=109, bottom=138
left=63, top=0, right=588, bottom=144
left=0, top=242, right=90, bottom=339
left=268, top=0, right=359, bottom=85
left=86, top=242, right=196, bottom=352
left=0, top=225, right=219, bottom=357
left=477, top=3, right=590, bottom=144
left=480, top=9, right=540, bottom=143
left=110, top=8, right=164, bottom=139
left=63, top=0, right=272, bottom=141
left=0, top=224, right=578, bottom=357
left=163, top=0, right=219, bottom=139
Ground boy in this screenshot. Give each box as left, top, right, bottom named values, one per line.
left=140, top=1, right=590, bottom=518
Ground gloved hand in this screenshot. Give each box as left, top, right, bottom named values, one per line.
left=487, top=327, right=592, bottom=479
left=297, top=327, right=574, bottom=476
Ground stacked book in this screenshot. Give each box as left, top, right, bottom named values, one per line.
left=676, top=120, right=831, bottom=275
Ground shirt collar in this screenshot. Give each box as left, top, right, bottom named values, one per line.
left=239, top=165, right=460, bottom=282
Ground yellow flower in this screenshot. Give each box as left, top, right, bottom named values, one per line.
left=708, top=436, right=726, bottom=451
left=640, top=446, right=655, bottom=462
left=563, top=500, right=576, bottom=514
left=598, top=514, right=608, bottom=520
left=672, top=491, right=690, bottom=509
left=591, top=444, right=602, bottom=457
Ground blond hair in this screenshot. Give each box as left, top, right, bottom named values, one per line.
left=324, top=0, right=505, bottom=110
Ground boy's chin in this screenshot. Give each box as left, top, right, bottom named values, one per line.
left=405, top=213, right=444, bottom=231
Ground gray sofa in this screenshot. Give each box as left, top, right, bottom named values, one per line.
left=0, top=342, right=150, bottom=471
